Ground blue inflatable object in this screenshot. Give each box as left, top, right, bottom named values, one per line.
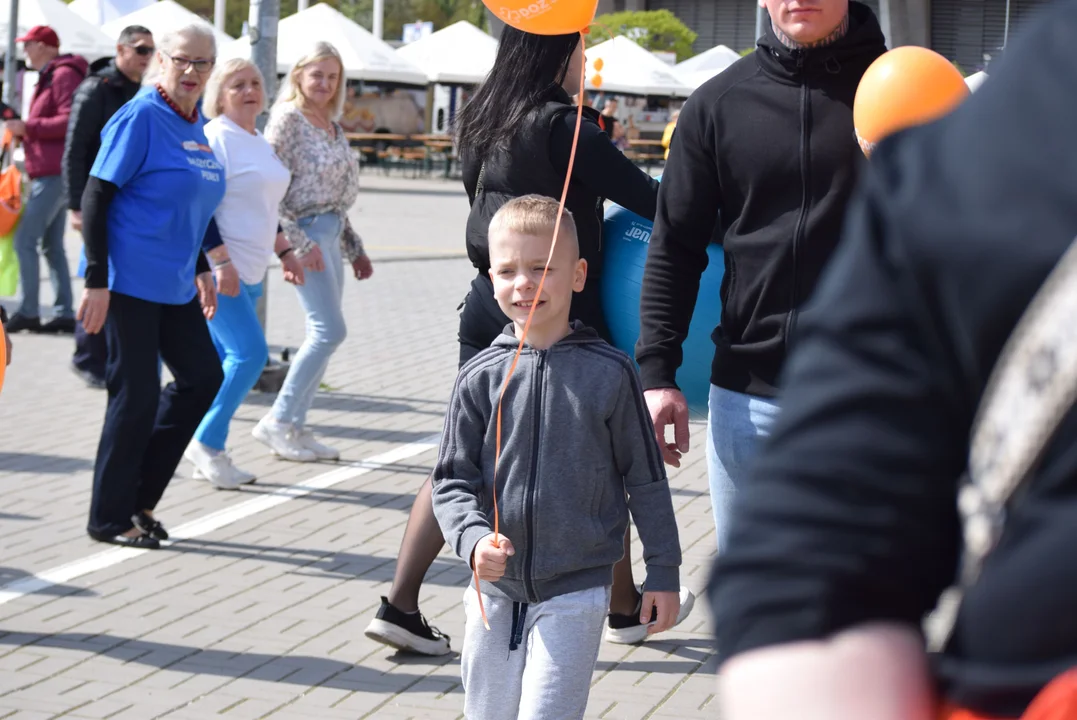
left=601, top=201, right=724, bottom=414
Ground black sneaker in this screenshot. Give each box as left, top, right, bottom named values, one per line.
left=41, top=316, right=76, bottom=334
left=605, top=586, right=697, bottom=644
left=71, top=364, right=106, bottom=389
left=3, top=313, right=41, bottom=333
left=364, top=596, right=452, bottom=655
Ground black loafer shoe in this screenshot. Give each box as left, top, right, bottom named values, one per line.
left=89, top=531, right=160, bottom=549
left=132, top=511, right=169, bottom=541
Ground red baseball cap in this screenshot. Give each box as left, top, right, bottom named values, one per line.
left=16, top=26, right=59, bottom=48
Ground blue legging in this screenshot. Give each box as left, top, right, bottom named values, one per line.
left=194, top=281, right=269, bottom=450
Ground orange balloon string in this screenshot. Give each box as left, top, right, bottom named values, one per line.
left=473, top=30, right=589, bottom=632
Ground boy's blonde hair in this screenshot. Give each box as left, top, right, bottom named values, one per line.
left=489, top=195, right=579, bottom=256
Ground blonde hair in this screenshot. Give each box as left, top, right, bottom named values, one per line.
left=489, top=195, right=579, bottom=255
left=203, top=58, right=266, bottom=119
left=274, top=40, right=347, bottom=120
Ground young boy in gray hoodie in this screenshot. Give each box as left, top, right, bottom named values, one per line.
left=432, top=195, right=683, bottom=719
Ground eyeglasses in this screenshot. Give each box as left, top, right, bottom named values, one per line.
left=128, top=44, right=155, bottom=56
left=162, top=51, right=215, bottom=74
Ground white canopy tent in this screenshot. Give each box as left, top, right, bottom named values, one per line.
left=219, top=3, right=427, bottom=86
left=395, top=20, right=496, bottom=85
left=0, top=0, right=117, bottom=62
left=69, top=0, right=155, bottom=26
left=676, top=44, right=741, bottom=89
left=101, top=0, right=233, bottom=49
left=583, top=36, right=693, bottom=98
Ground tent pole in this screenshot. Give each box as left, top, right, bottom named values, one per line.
left=3, top=0, right=18, bottom=107
left=373, top=0, right=384, bottom=39
left=249, top=0, right=287, bottom=391
left=214, top=0, right=226, bottom=32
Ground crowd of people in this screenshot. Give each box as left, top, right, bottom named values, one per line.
left=1, top=23, right=373, bottom=545
left=3, top=0, right=1077, bottom=716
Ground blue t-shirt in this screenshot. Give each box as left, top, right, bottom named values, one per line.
left=90, top=89, right=226, bottom=305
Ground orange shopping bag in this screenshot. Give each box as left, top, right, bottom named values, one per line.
left=941, top=669, right=1077, bottom=720
left=0, top=128, right=22, bottom=236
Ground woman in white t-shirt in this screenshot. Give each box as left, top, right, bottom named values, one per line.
left=185, top=58, right=306, bottom=488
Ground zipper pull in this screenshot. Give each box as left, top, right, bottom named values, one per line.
left=795, top=50, right=805, bottom=70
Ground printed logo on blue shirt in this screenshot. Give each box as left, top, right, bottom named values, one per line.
left=183, top=140, right=223, bottom=182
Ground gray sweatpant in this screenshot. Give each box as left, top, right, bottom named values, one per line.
left=461, top=584, right=611, bottom=720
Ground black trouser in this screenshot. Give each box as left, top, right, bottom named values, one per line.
left=457, top=271, right=611, bottom=368
left=88, top=292, right=223, bottom=537
left=73, top=317, right=108, bottom=377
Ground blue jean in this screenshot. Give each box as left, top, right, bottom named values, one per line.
left=14, top=175, right=72, bottom=319
left=706, top=384, right=781, bottom=553
left=270, top=213, right=346, bottom=426
left=194, top=281, right=269, bottom=450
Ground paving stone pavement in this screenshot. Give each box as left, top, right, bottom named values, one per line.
left=0, top=173, right=720, bottom=719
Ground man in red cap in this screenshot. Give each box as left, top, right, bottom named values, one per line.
left=2, top=26, right=87, bottom=335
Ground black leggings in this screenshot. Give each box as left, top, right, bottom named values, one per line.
left=457, top=271, right=612, bottom=367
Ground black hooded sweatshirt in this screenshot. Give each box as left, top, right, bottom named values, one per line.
left=636, top=2, right=887, bottom=398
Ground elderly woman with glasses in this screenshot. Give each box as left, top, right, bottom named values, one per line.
left=78, top=22, right=226, bottom=549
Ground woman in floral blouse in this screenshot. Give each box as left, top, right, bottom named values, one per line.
left=253, top=40, right=373, bottom=463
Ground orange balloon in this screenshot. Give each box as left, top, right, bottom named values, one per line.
left=593, top=57, right=604, bottom=72
left=853, top=46, right=969, bottom=156
left=483, top=0, right=599, bottom=35
left=591, top=73, right=602, bottom=88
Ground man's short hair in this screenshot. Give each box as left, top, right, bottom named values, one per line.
left=489, top=195, right=578, bottom=253
left=117, top=25, right=152, bottom=46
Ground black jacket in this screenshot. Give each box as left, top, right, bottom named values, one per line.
left=63, top=58, right=141, bottom=211
left=709, top=0, right=1077, bottom=715
left=636, top=2, right=887, bottom=398
left=462, top=85, right=658, bottom=277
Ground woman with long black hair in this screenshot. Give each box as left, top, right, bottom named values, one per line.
left=364, top=26, right=694, bottom=655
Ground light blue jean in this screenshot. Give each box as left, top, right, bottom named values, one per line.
left=194, top=281, right=269, bottom=450
left=14, top=175, right=72, bottom=319
left=270, top=213, right=346, bottom=427
left=706, top=384, right=781, bottom=553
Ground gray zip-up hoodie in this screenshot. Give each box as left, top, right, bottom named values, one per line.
left=432, top=322, right=681, bottom=604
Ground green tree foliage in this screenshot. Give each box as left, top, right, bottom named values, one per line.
left=587, top=10, right=698, bottom=62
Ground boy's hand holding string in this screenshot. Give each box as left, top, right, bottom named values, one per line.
left=473, top=533, right=516, bottom=582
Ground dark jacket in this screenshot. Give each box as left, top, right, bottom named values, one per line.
left=63, top=58, right=142, bottom=211
left=24, top=54, right=88, bottom=179
left=462, top=85, right=658, bottom=277
left=636, top=2, right=887, bottom=398
left=432, top=323, right=681, bottom=604
left=709, top=0, right=1077, bottom=715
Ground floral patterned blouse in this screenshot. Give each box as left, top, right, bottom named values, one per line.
left=265, top=103, right=365, bottom=262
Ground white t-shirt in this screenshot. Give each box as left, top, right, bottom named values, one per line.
left=204, top=115, right=292, bottom=285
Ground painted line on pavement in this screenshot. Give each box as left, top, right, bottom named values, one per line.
left=0, top=436, right=440, bottom=607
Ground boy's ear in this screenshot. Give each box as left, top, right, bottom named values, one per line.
left=488, top=267, right=495, bottom=284
left=573, top=258, right=588, bottom=292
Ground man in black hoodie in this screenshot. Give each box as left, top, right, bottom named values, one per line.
left=635, top=0, right=886, bottom=548
left=63, top=24, right=153, bottom=388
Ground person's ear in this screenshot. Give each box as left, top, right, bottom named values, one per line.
left=573, top=258, right=587, bottom=292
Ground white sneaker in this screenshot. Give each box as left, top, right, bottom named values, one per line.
left=184, top=441, right=244, bottom=491
left=297, top=428, right=340, bottom=461
left=193, top=453, right=256, bottom=485
left=252, top=416, right=317, bottom=462
left=604, top=586, right=697, bottom=644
